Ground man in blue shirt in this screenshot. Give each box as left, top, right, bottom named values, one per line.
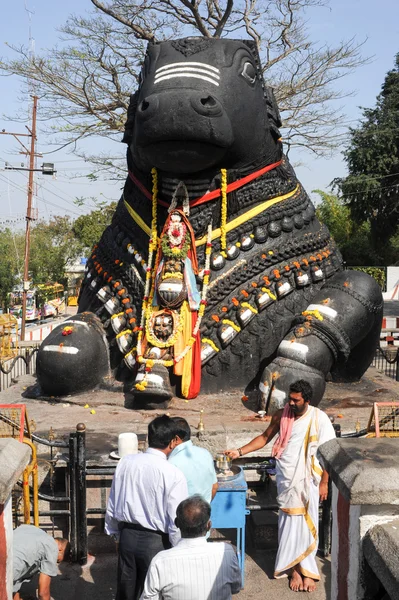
left=169, top=417, right=218, bottom=502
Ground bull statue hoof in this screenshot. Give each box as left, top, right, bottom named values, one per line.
left=36, top=37, right=382, bottom=409
left=36, top=313, right=110, bottom=396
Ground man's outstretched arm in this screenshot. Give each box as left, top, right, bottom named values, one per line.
left=225, top=409, right=283, bottom=459
left=37, top=573, right=52, bottom=600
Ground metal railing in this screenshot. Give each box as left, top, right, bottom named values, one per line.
left=0, top=346, right=39, bottom=392
left=8, top=418, right=88, bottom=565
left=372, top=346, right=399, bottom=381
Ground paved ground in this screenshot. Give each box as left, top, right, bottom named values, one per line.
left=4, top=365, right=399, bottom=600
left=2, top=364, right=398, bottom=457
left=18, top=549, right=331, bottom=600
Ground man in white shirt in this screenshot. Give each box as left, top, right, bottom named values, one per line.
left=105, top=415, right=188, bottom=600
left=140, top=495, right=242, bottom=600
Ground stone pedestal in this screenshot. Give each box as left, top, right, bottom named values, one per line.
left=318, top=438, right=399, bottom=600
left=0, top=438, right=30, bottom=600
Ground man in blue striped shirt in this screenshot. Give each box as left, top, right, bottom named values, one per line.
left=169, top=417, right=218, bottom=503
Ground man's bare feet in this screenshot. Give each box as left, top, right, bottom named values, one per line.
left=302, top=577, right=317, bottom=592
left=289, top=568, right=304, bottom=591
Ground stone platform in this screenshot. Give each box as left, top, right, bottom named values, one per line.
left=1, top=366, right=398, bottom=460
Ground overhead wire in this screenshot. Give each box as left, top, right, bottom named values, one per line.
left=0, top=172, right=83, bottom=216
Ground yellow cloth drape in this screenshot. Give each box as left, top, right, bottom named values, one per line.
left=173, top=301, right=193, bottom=397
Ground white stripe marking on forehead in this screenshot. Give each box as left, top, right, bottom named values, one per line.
left=154, top=73, right=219, bottom=87
left=156, top=61, right=220, bottom=74
left=155, top=66, right=220, bottom=80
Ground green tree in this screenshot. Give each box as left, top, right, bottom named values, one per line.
left=29, top=216, right=82, bottom=286
left=334, top=53, right=399, bottom=264
left=314, top=189, right=376, bottom=265
left=0, top=228, right=24, bottom=308
left=72, top=201, right=117, bottom=250
left=0, top=0, right=368, bottom=175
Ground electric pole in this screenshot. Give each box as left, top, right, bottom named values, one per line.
left=21, top=95, right=38, bottom=342
left=0, top=95, right=38, bottom=341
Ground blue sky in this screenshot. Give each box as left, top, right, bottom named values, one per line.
left=0, top=0, right=398, bottom=223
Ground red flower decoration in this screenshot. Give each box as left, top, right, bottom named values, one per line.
left=62, top=326, right=74, bottom=336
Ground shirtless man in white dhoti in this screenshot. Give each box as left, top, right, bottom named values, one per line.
left=225, top=380, right=335, bottom=593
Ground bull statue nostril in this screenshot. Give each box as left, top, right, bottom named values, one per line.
left=200, top=96, right=217, bottom=107
left=141, top=99, right=150, bottom=111
left=191, top=94, right=223, bottom=117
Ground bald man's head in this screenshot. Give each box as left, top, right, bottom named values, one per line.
left=175, top=496, right=211, bottom=538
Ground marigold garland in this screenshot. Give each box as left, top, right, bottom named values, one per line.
left=261, top=287, right=277, bottom=301
left=162, top=272, right=184, bottom=280
left=161, top=231, right=190, bottom=259
left=135, top=381, right=148, bottom=391
left=201, top=337, right=220, bottom=353
left=241, top=302, right=258, bottom=314
left=145, top=308, right=184, bottom=349
left=220, top=168, right=228, bottom=258
left=222, top=319, right=241, bottom=333
left=302, top=309, right=323, bottom=321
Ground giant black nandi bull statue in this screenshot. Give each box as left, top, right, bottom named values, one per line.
left=37, top=37, right=383, bottom=411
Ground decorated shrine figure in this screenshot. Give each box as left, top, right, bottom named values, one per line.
left=134, top=205, right=211, bottom=400
left=36, top=37, right=383, bottom=410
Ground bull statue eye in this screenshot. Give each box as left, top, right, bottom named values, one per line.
left=241, top=61, right=257, bottom=84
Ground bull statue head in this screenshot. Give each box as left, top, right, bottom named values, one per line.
left=124, top=38, right=282, bottom=175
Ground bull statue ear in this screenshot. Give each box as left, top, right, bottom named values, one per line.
left=122, top=92, right=139, bottom=145
left=266, top=87, right=282, bottom=128
left=264, top=86, right=283, bottom=140
left=241, top=38, right=258, bottom=58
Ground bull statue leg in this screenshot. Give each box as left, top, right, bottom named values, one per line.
left=259, top=270, right=383, bottom=413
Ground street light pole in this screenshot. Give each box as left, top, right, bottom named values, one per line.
left=21, top=95, right=38, bottom=342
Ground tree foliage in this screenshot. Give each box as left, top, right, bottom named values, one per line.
left=334, top=53, right=399, bottom=264
left=73, top=201, right=117, bottom=249
left=0, top=0, right=367, bottom=174
left=0, top=228, right=23, bottom=308
left=29, top=216, right=82, bottom=286
left=0, top=205, right=120, bottom=308
left=314, top=189, right=380, bottom=266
